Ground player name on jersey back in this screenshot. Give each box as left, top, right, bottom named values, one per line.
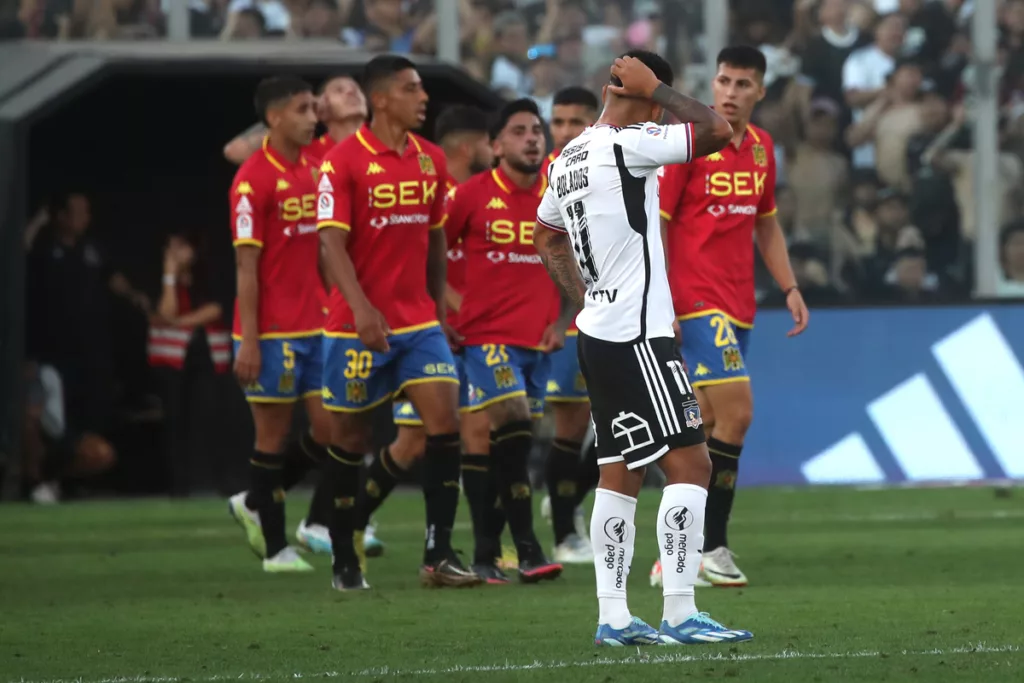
left=536, top=122, right=694, bottom=343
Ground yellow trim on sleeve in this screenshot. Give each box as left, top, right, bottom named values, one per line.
left=692, top=376, right=751, bottom=389
left=677, top=309, right=754, bottom=330
left=317, top=221, right=351, bottom=232
left=758, top=208, right=778, bottom=218
left=430, top=223, right=446, bottom=231
left=659, top=210, right=672, bottom=221
left=233, top=239, right=264, bottom=248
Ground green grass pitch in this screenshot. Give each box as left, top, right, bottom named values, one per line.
left=1, top=486, right=1022, bottom=682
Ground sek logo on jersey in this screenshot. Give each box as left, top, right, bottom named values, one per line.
left=708, top=204, right=757, bottom=217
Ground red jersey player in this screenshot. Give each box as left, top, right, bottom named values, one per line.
left=317, top=55, right=480, bottom=591
left=223, top=74, right=369, bottom=561
left=656, top=47, right=809, bottom=588
left=537, top=87, right=601, bottom=565
left=446, top=99, right=568, bottom=583
left=224, top=74, right=367, bottom=165
left=226, top=76, right=326, bottom=573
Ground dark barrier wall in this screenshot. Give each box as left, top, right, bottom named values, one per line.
left=1, top=50, right=501, bottom=495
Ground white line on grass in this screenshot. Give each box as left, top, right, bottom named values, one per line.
left=10, top=642, right=1019, bottom=683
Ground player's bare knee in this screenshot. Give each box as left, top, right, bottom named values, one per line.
left=714, top=403, right=753, bottom=443
left=305, top=401, right=333, bottom=446
left=331, top=413, right=371, bottom=453
left=461, top=411, right=491, bottom=453
left=553, top=402, right=591, bottom=442
left=488, top=396, right=531, bottom=428
left=659, top=444, right=712, bottom=488
left=597, top=462, right=644, bottom=498
left=250, top=403, right=294, bottom=453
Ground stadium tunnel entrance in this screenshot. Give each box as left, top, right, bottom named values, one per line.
left=0, top=45, right=502, bottom=495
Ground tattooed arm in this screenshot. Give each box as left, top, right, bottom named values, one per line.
left=223, top=122, right=268, bottom=165
left=535, top=226, right=586, bottom=311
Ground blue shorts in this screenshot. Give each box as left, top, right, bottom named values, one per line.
left=679, top=310, right=752, bottom=387
left=463, top=344, right=550, bottom=418
left=545, top=333, right=589, bottom=403
left=322, top=325, right=458, bottom=413
left=393, top=354, right=471, bottom=426
left=235, top=336, right=322, bottom=403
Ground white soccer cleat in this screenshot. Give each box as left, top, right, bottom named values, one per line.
left=573, top=506, right=589, bottom=542
left=295, top=519, right=332, bottom=555
left=263, top=546, right=314, bottom=573
left=552, top=533, right=594, bottom=564
left=700, top=547, right=748, bottom=587
left=650, top=559, right=711, bottom=587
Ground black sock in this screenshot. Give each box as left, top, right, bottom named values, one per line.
left=355, top=447, right=403, bottom=531
left=462, top=453, right=500, bottom=563
left=547, top=438, right=581, bottom=545
left=281, top=432, right=320, bottom=490
left=483, top=455, right=507, bottom=556
left=298, top=435, right=334, bottom=527
left=324, top=446, right=362, bottom=572
left=491, top=420, right=541, bottom=560
left=573, top=440, right=600, bottom=508
left=704, top=437, right=742, bottom=551
left=422, top=433, right=462, bottom=564
left=245, top=450, right=287, bottom=557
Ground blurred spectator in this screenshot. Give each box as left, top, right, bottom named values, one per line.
left=158, top=0, right=226, bottom=38
left=997, top=220, right=1024, bottom=296
left=876, top=246, right=949, bottom=303
left=843, top=12, right=907, bottom=170
left=21, top=361, right=116, bottom=504
left=764, top=242, right=846, bottom=306
left=224, top=0, right=290, bottom=36
left=298, top=0, right=341, bottom=39
left=222, top=6, right=266, bottom=38
left=800, top=0, right=869, bottom=118
left=527, top=43, right=559, bottom=120
left=149, top=234, right=229, bottom=496
left=897, top=0, right=956, bottom=65
left=788, top=97, right=849, bottom=245
left=845, top=57, right=927, bottom=191
left=343, top=0, right=417, bottom=52
left=25, top=193, right=151, bottom=455
left=490, top=10, right=531, bottom=98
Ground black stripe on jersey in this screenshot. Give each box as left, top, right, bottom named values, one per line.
left=613, top=142, right=651, bottom=341
left=623, top=124, right=643, bottom=130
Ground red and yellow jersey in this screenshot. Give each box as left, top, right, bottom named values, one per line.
left=441, top=179, right=463, bottom=327
left=445, top=166, right=552, bottom=349
left=316, top=125, right=449, bottom=335
left=229, top=138, right=324, bottom=340
left=660, top=124, right=777, bottom=327
left=303, top=132, right=337, bottom=163
left=540, top=148, right=578, bottom=334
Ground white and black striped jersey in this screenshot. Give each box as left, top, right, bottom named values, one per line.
left=536, top=121, right=695, bottom=343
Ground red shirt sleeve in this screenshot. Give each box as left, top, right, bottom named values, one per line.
left=429, top=151, right=450, bottom=230
left=230, top=169, right=266, bottom=248
left=757, top=139, right=778, bottom=218
left=659, top=163, right=691, bottom=223
left=443, top=183, right=472, bottom=249
left=316, top=151, right=354, bottom=232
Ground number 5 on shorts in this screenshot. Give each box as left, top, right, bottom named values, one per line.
left=282, top=342, right=296, bottom=370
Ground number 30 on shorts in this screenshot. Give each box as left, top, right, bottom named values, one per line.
left=345, top=349, right=373, bottom=379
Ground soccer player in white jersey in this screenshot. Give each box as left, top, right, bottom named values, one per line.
left=534, top=50, right=753, bottom=647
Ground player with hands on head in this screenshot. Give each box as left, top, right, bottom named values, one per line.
left=535, top=50, right=753, bottom=647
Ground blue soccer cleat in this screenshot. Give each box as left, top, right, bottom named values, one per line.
left=658, top=612, right=754, bottom=645
left=594, top=617, right=661, bottom=647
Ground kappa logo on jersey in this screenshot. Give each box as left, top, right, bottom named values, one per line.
left=317, top=174, right=333, bottom=193
left=276, top=179, right=290, bottom=191
left=236, top=181, right=254, bottom=195
left=398, top=403, right=415, bottom=416
left=705, top=152, right=725, bottom=162
left=694, top=363, right=711, bottom=377
left=611, top=411, right=655, bottom=455
left=367, top=162, right=386, bottom=175
left=234, top=196, right=253, bottom=214
left=486, top=197, right=508, bottom=210
left=320, top=161, right=335, bottom=174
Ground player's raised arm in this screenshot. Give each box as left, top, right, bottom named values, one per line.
left=535, top=186, right=586, bottom=311
left=317, top=155, right=391, bottom=351
left=223, top=122, right=268, bottom=165
left=609, top=56, right=731, bottom=162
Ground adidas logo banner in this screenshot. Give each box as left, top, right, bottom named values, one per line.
left=739, top=308, right=1024, bottom=486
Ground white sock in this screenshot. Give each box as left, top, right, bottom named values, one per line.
left=590, top=488, right=636, bottom=629
left=657, top=483, right=707, bottom=627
